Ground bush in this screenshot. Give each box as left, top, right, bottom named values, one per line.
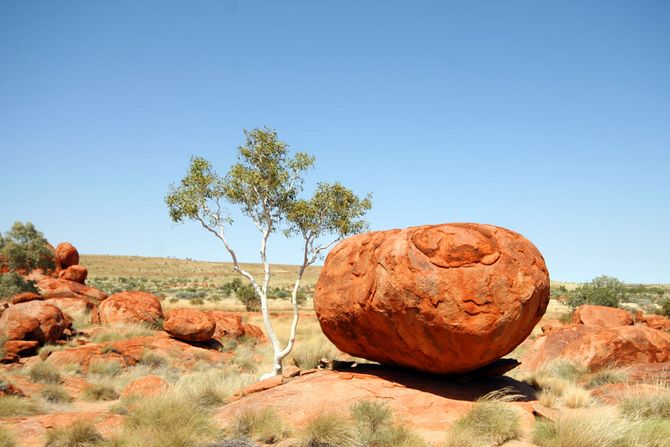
left=83, top=383, right=118, bottom=401
left=0, top=272, right=37, bottom=299
left=232, top=407, right=286, bottom=444
left=567, top=275, right=626, bottom=309
left=40, top=385, right=73, bottom=404
left=45, top=420, right=105, bottom=447
left=300, top=412, right=358, bottom=447
left=120, top=393, right=220, bottom=447
left=444, top=391, right=522, bottom=446
left=0, top=222, right=55, bottom=273
left=139, top=351, right=168, bottom=369
left=236, top=285, right=259, bottom=311
left=29, top=362, right=63, bottom=384
left=0, top=396, right=41, bottom=417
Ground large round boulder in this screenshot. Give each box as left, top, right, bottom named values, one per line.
left=0, top=301, right=69, bottom=343
left=314, top=223, right=550, bottom=374
left=97, top=291, right=163, bottom=326
left=164, top=308, right=216, bottom=342
left=55, top=242, right=79, bottom=269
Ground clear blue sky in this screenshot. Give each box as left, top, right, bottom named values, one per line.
left=1, top=1, right=668, bottom=283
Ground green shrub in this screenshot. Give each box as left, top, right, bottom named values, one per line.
left=567, top=275, right=626, bottom=309
left=232, top=407, right=286, bottom=444
left=0, top=396, right=41, bottom=417
left=236, top=285, right=259, bottom=312
left=45, top=419, right=105, bottom=447
left=40, top=385, right=73, bottom=404
left=29, top=362, right=63, bottom=384
left=82, top=383, right=118, bottom=401
left=0, top=272, right=37, bottom=299
left=0, top=222, right=55, bottom=273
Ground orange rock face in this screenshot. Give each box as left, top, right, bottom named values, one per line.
left=164, top=308, right=215, bottom=342
left=207, top=311, right=245, bottom=339
left=0, top=301, right=69, bottom=343
left=314, top=223, right=550, bottom=374
left=10, top=292, right=43, bottom=305
left=641, top=314, right=670, bottom=332
left=37, top=277, right=108, bottom=302
left=57, top=265, right=88, bottom=284
left=572, top=305, right=633, bottom=328
left=241, top=323, right=266, bottom=341
left=55, top=242, right=79, bottom=270
left=97, top=291, right=163, bottom=326
left=522, top=324, right=670, bottom=370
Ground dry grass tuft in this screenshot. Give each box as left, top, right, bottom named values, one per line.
left=300, top=412, right=359, bottom=447
left=40, top=385, right=73, bottom=404
left=45, top=419, right=105, bottom=447
left=0, top=425, right=16, bottom=447
left=29, top=361, right=63, bottom=384
left=232, top=407, right=287, bottom=444
left=0, top=396, right=41, bottom=417
left=82, top=383, right=118, bottom=401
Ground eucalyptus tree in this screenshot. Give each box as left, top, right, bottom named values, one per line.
left=165, top=128, right=372, bottom=378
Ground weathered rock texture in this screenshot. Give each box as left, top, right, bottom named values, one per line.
left=58, top=265, right=88, bottom=284
left=0, top=301, right=69, bottom=343
left=97, top=291, right=163, bottom=326
left=572, top=305, right=633, bottom=328
left=314, top=223, right=550, bottom=374
left=55, top=242, right=79, bottom=270
left=164, top=308, right=215, bottom=342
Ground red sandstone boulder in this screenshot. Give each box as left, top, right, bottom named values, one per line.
left=121, top=375, right=168, bottom=398
left=58, top=265, right=88, bottom=284
left=97, top=291, right=163, bottom=326
left=314, top=223, right=550, bottom=374
left=37, top=277, right=107, bottom=302
left=572, top=305, right=633, bottom=328
left=43, top=298, right=98, bottom=324
left=0, top=301, right=69, bottom=343
left=164, top=308, right=215, bottom=342
left=207, top=311, right=245, bottom=339
left=55, top=242, right=79, bottom=269
left=642, top=314, right=670, bottom=332
left=10, top=292, right=43, bottom=305
left=522, top=324, right=670, bottom=370
left=1, top=340, right=40, bottom=362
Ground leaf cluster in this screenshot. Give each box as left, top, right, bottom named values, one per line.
left=567, top=275, right=627, bottom=308
left=0, top=222, right=55, bottom=273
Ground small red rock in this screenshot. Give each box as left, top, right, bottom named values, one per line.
left=572, top=305, right=633, bottom=328
left=242, top=323, right=266, bottom=341
left=164, top=308, right=215, bottom=342
left=2, top=340, right=40, bottom=362
left=55, top=242, right=79, bottom=269
left=97, top=291, right=163, bottom=326
left=58, top=265, right=88, bottom=284
left=642, top=315, right=670, bottom=332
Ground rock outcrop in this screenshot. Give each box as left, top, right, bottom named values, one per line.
left=164, top=308, right=216, bottom=342
left=315, top=223, right=550, bottom=374
left=207, top=311, right=246, bottom=339
left=572, top=305, right=633, bottom=328
left=97, top=291, right=163, bottom=326
left=0, top=301, right=69, bottom=343
left=37, top=277, right=107, bottom=302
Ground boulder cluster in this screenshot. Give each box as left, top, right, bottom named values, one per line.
left=522, top=304, right=670, bottom=371
left=0, top=241, right=264, bottom=363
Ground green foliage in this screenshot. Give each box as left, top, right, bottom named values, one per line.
left=29, top=362, right=63, bottom=384
left=567, top=275, right=626, bottom=308
left=0, top=271, right=37, bottom=298
left=661, top=299, right=670, bottom=317
left=236, top=285, right=259, bottom=311
left=0, top=222, right=55, bottom=273
left=45, top=420, right=105, bottom=447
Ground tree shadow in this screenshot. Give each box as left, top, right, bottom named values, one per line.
left=330, top=359, right=537, bottom=402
